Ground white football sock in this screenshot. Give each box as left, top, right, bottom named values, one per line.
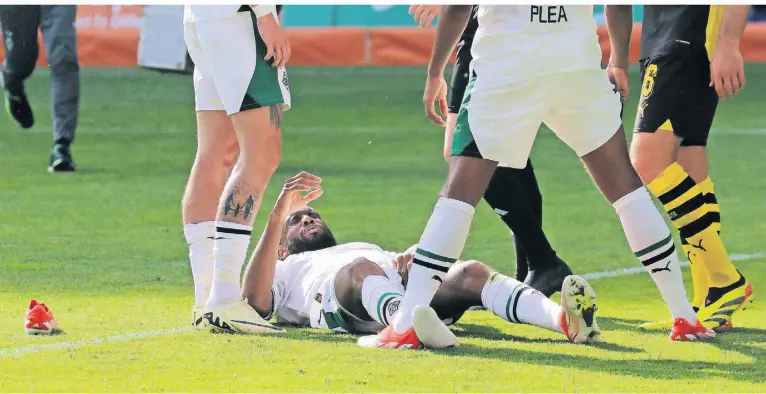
left=481, top=273, right=562, bottom=333
left=207, top=221, right=252, bottom=307
left=183, top=221, right=215, bottom=309
left=614, top=187, right=696, bottom=323
left=361, top=275, right=403, bottom=327
left=393, top=197, right=475, bottom=334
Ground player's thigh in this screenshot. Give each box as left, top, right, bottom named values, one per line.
left=195, top=11, right=291, bottom=117
left=195, top=111, right=237, bottom=161
left=631, top=53, right=710, bottom=180
left=673, top=49, right=719, bottom=148
left=545, top=68, right=623, bottom=158
left=184, top=23, right=224, bottom=113
left=326, top=266, right=404, bottom=334
left=633, top=54, right=685, bottom=136
left=452, top=76, right=544, bottom=170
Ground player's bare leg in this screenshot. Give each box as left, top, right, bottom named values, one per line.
left=430, top=261, right=600, bottom=343
left=343, top=258, right=599, bottom=345
left=338, top=257, right=457, bottom=349
left=676, top=146, right=709, bottom=182
left=377, top=155, right=496, bottom=347
left=442, top=114, right=458, bottom=162
left=182, top=110, right=238, bottom=324
left=629, top=128, right=678, bottom=184
left=632, top=130, right=750, bottom=332
left=203, top=105, right=284, bottom=334
left=581, top=127, right=714, bottom=341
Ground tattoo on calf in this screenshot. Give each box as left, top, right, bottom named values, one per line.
left=222, top=186, right=260, bottom=220
left=269, top=105, right=283, bottom=131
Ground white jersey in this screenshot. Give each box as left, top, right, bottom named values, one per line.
left=471, top=5, right=603, bottom=84
left=271, top=242, right=398, bottom=327
left=183, top=5, right=241, bottom=23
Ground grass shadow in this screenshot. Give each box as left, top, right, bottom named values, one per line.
left=446, top=342, right=763, bottom=383
left=596, top=316, right=665, bottom=338
left=708, top=326, right=766, bottom=365
left=450, top=322, right=534, bottom=342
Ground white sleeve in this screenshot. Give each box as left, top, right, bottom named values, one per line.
left=250, top=5, right=276, bottom=18
left=266, top=257, right=292, bottom=320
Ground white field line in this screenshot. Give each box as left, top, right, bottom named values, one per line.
left=581, top=252, right=766, bottom=280
left=0, top=327, right=192, bottom=358
left=1, top=252, right=763, bottom=358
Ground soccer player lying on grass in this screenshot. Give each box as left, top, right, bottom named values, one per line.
left=212, top=172, right=602, bottom=347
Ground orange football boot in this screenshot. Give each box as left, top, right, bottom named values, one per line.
left=25, top=300, right=60, bottom=335
left=669, top=318, right=715, bottom=342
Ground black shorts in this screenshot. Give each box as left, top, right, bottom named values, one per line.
left=634, top=47, right=718, bottom=147
left=448, top=38, right=473, bottom=114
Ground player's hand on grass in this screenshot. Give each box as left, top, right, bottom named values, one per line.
left=272, top=172, right=323, bottom=219
left=607, top=61, right=630, bottom=102
left=256, top=13, right=291, bottom=68
left=409, top=5, right=441, bottom=28
left=424, top=75, right=448, bottom=126
left=710, top=45, right=746, bottom=100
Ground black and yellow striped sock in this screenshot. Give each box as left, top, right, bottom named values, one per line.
left=698, top=176, right=721, bottom=233
left=647, top=163, right=739, bottom=288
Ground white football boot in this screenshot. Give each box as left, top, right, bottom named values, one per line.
left=559, top=275, right=602, bottom=344
left=202, top=299, right=284, bottom=334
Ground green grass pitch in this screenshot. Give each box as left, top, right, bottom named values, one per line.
left=1, top=65, right=765, bottom=392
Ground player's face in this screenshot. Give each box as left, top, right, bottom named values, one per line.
left=283, top=208, right=337, bottom=255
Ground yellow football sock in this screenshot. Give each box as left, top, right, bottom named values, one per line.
left=682, top=238, right=709, bottom=310
left=647, top=163, right=739, bottom=288
left=698, top=176, right=721, bottom=233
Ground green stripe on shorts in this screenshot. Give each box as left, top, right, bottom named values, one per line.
left=241, top=10, right=288, bottom=111
left=451, top=76, right=477, bottom=156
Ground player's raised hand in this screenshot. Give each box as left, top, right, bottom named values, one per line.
left=256, top=13, right=291, bottom=68
left=409, top=5, right=441, bottom=28
left=272, top=172, right=323, bottom=218
left=424, top=75, right=448, bottom=126
left=607, top=62, right=630, bottom=102
left=710, top=44, right=746, bottom=100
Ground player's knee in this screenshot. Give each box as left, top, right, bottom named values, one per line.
left=345, top=258, right=386, bottom=287
left=629, top=132, right=679, bottom=184
left=335, top=258, right=385, bottom=313
left=195, top=146, right=237, bottom=173
left=448, top=260, right=491, bottom=295
left=238, top=143, right=281, bottom=175
left=221, top=144, right=238, bottom=169
left=262, top=148, right=282, bottom=174
left=630, top=153, right=660, bottom=184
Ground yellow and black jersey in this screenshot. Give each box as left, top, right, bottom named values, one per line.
left=640, top=5, right=723, bottom=61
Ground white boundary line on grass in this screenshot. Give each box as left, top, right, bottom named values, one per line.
left=581, top=252, right=766, bottom=280
left=1, top=252, right=763, bottom=358
left=0, top=327, right=193, bottom=358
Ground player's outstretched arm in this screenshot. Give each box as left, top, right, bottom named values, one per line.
left=604, top=5, right=633, bottom=100
left=242, top=172, right=323, bottom=318
left=710, top=5, right=749, bottom=99
left=423, top=5, right=472, bottom=126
